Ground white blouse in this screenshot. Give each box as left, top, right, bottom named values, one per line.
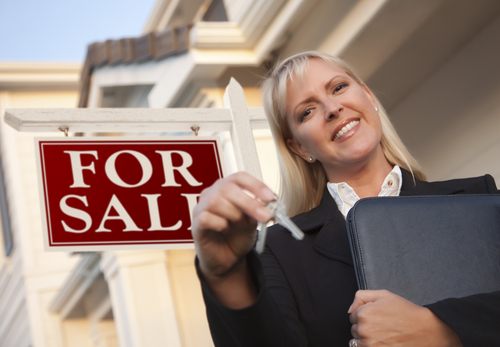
left=326, top=165, right=402, bottom=218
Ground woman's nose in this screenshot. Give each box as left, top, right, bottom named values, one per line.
left=325, top=101, right=342, bottom=121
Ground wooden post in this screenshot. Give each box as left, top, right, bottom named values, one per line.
left=223, top=78, right=263, bottom=180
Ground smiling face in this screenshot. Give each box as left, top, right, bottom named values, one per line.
left=285, top=58, right=388, bottom=182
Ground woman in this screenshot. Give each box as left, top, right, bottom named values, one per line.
left=192, top=51, right=499, bottom=346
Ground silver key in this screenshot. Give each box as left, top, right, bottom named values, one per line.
left=256, top=199, right=304, bottom=254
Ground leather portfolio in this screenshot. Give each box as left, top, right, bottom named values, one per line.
left=346, top=195, right=500, bottom=306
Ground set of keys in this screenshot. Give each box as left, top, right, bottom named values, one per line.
left=256, top=199, right=305, bottom=254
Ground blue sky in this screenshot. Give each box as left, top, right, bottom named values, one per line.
left=0, top=0, right=157, bottom=62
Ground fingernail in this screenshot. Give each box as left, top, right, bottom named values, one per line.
left=261, top=187, right=275, bottom=201
left=347, top=304, right=354, bottom=314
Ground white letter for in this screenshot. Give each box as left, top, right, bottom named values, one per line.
left=141, top=194, right=182, bottom=231
left=96, top=194, right=142, bottom=232
left=105, top=150, right=153, bottom=188
left=181, top=193, right=200, bottom=230
left=64, top=151, right=98, bottom=188
left=60, top=195, right=92, bottom=233
left=156, top=151, right=202, bottom=187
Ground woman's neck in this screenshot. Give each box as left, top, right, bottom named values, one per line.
left=326, top=151, right=393, bottom=199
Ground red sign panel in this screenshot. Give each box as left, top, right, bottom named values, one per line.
left=36, top=137, right=225, bottom=251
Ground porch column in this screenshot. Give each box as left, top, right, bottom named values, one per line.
left=90, top=320, right=119, bottom=347
left=100, top=250, right=182, bottom=347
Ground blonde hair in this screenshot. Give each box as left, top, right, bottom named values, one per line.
left=261, top=51, right=426, bottom=217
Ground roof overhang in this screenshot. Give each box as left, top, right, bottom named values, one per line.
left=0, top=62, right=81, bottom=91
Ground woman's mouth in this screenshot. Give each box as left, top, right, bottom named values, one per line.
left=333, top=120, right=359, bottom=141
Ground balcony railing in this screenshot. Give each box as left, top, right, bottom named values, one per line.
left=79, top=24, right=192, bottom=108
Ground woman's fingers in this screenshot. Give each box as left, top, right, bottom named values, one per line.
left=195, top=172, right=275, bottom=225
left=347, top=290, right=463, bottom=347
left=193, top=180, right=265, bottom=265
left=192, top=172, right=276, bottom=275
left=214, top=180, right=269, bottom=222
left=220, top=172, right=275, bottom=223
left=199, top=190, right=244, bottom=225
left=195, top=184, right=267, bottom=227
left=194, top=209, right=232, bottom=233
left=350, top=324, right=359, bottom=338
left=228, top=171, right=275, bottom=202
left=348, top=289, right=389, bottom=315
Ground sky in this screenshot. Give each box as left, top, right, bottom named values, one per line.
left=0, top=0, right=158, bottom=62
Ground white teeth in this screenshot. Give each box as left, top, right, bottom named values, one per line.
left=334, top=120, right=359, bottom=141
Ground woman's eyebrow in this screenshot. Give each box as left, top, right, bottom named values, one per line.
left=293, top=97, right=315, bottom=115
left=325, top=75, right=342, bottom=90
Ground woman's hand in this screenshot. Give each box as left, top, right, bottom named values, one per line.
left=192, top=172, right=275, bottom=308
left=348, top=290, right=463, bottom=347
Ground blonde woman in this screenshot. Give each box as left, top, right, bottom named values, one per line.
left=192, top=51, right=499, bottom=347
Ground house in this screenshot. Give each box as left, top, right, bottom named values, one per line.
left=0, top=62, right=82, bottom=346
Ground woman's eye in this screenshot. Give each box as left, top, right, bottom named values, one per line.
left=333, top=82, right=348, bottom=94
left=299, top=108, right=313, bottom=122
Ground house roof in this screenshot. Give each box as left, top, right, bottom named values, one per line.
left=78, top=24, right=191, bottom=107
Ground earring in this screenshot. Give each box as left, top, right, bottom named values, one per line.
left=375, top=106, right=379, bottom=111
left=308, top=156, right=313, bottom=162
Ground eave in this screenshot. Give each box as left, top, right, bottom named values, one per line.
left=0, top=62, right=81, bottom=91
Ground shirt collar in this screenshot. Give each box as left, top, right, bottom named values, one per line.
left=326, top=165, right=402, bottom=218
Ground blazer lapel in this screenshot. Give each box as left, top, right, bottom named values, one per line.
left=313, top=210, right=353, bottom=265
left=291, top=188, right=353, bottom=266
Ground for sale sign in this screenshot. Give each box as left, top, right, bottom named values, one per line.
left=35, top=137, right=225, bottom=251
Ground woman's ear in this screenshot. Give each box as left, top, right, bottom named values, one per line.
left=286, top=138, right=311, bottom=162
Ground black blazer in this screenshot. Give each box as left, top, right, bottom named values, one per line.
left=198, top=171, right=499, bottom=347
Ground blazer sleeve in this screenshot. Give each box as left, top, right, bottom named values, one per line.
left=425, top=174, right=500, bottom=347
left=196, top=249, right=307, bottom=347
left=425, top=292, right=500, bottom=347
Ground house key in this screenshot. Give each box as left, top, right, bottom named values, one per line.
left=256, top=199, right=304, bottom=254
